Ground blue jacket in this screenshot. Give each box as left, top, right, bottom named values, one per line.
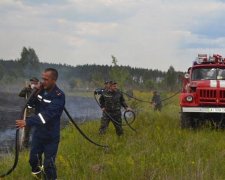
left=26, top=85, right=65, bottom=140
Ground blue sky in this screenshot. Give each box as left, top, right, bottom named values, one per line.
left=1, top=0, right=225, bottom=71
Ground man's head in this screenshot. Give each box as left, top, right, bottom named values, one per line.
left=29, top=77, right=39, bottom=89
left=30, top=77, right=39, bottom=84
left=42, top=68, right=58, bottom=91
left=109, top=81, right=117, bottom=92
left=104, top=80, right=111, bottom=90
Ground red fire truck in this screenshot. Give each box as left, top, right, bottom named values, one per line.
left=180, top=54, right=225, bottom=128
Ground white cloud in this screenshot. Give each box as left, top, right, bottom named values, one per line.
left=1, top=0, right=225, bottom=71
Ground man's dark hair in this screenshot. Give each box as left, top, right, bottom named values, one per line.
left=45, top=68, right=58, bottom=80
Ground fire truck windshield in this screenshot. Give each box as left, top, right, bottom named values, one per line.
left=192, top=68, right=225, bottom=80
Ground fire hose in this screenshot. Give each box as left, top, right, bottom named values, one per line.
left=121, top=90, right=180, bottom=104
left=63, top=107, right=108, bottom=148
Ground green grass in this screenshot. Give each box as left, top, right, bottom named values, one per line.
left=67, top=91, right=94, bottom=98
left=2, top=94, right=225, bottom=179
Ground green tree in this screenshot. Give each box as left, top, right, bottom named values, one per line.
left=19, top=47, right=39, bottom=66
left=69, top=78, right=82, bottom=89
left=19, top=47, right=40, bottom=77
left=109, top=55, right=130, bottom=89
left=166, top=65, right=176, bottom=91
left=111, top=55, right=118, bottom=66
left=91, top=71, right=104, bottom=87
left=144, top=79, right=156, bottom=90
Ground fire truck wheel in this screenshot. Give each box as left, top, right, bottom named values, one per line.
left=181, top=112, right=194, bottom=129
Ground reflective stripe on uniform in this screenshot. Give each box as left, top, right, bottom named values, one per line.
left=43, top=99, right=51, bottom=103
left=38, top=113, right=46, bottom=124
left=37, top=95, right=43, bottom=101
left=32, top=170, right=42, bottom=175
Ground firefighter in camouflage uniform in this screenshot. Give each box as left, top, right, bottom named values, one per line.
left=99, top=81, right=130, bottom=136
left=19, top=77, right=39, bottom=148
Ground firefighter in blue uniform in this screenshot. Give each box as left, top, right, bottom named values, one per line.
left=16, top=68, right=65, bottom=180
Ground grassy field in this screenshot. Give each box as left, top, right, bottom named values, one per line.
left=1, top=92, right=225, bottom=179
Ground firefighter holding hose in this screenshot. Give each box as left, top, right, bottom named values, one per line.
left=16, top=68, right=65, bottom=180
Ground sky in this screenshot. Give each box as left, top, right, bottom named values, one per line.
left=1, top=0, right=225, bottom=71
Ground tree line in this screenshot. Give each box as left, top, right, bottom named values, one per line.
left=0, top=47, right=184, bottom=92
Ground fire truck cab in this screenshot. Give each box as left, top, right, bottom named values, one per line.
left=180, top=54, right=225, bottom=128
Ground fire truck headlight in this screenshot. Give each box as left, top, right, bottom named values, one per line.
left=186, top=95, right=193, bottom=102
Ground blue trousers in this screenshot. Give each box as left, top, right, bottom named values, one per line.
left=29, top=136, right=59, bottom=180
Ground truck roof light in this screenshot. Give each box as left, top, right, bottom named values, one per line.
left=195, top=54, right=224, bottom=64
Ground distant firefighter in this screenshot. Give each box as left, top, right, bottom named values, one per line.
left=151, top=91, right=162, bottom=111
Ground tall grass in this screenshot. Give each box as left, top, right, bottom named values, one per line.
left=1, top=93, right=225, bottom=179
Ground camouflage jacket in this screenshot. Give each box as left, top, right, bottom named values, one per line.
left=99, top=90, right=128, bottom=112
left=18, top=86, right=34, bottom=116
left=19, top=86, right=32, bottom=98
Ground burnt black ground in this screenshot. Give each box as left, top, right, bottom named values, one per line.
left=0, top=91, right=101, bottom=150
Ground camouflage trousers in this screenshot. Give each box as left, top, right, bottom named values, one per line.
left=99, top=111, right=123, bottom=136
